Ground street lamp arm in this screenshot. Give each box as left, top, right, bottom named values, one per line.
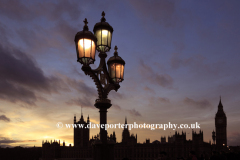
left=81, top=52, right=120, bottom=99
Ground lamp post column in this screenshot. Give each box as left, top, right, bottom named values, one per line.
left=94, top=99, right=112, bottom=144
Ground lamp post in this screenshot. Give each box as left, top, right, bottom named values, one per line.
left=74, top=12, right=125, bottom=159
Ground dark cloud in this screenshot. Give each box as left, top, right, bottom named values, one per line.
left=0, top=22, right=10, bottom=46
left=139, top=60, right=173, bottom=88
left=0, top=115, right=10, bottom=122
left=148, top=96, right=170, bottom=108
left=66, top=78, right=97, bottom=98
left=65, top=77, right=124, bottom=108
left=66, top=97, right=94, bottom=109
left=171, top=52, right=189, bottom=69
left=183, top=97, right=212, bottom=109
left=155, top=74, right=173, bottom=88
left=15, top=118, right=24, bottom=123
left=0, top=45, right=67, bottom=105
left=0, top=137, right=36, bottom=144
left=158, top=97, right=170, bottom=103
left=170, top=52, right=225, bottom=77
left=0, top=0, right=33, bottom=21
left=228, top=132, right=240, bottom=146
left=0, top=0, right=81, bottom=22
left=144, top=86, right=155, bottom=94
left=53, top=19, right=79, bottom=45
left=65, top=78, right=97, bottom=108
left=0, top=0, right=82, bottom=54
left=127, top=109, right=141, bottom=117
left=112, top=104, right=121, bottom=110
left=108, top=91, right=125, bottom=100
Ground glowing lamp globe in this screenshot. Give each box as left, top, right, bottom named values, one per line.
left=74, top=18, right=97, bottom=65
left=93, top=11, right=113, bottom=52
left=107, top=46, right=125, bottom=83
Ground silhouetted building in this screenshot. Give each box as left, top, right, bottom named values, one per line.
left=161, top=136, right=166, bottom=143
left=74, top=113, right=90, bottom=147
left=0, top=146, right=42, bottom=160
left=214, top=97, right=227, bottom=149
left=122, top=118, right=137, bottom=145
left=42, top=99, right=229, bottom=160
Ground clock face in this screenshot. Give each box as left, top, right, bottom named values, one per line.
left=218, top=119, right=223, bottom=124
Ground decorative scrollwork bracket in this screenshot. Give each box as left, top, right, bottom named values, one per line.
left=81, top=52, right=120, bottom=100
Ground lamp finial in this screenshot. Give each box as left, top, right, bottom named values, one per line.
left=101, top=11, right=106, bottom=22
left=114, top=46, right=118, bottom=56
left=83, top=18, right=89, bottom=31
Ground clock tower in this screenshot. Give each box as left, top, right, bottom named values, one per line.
left=215, top=97, right=227, bottom=147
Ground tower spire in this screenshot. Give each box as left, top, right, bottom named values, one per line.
left=218, top=96, right=223, bottom=110
left=80, top=106, right=83, bottom=121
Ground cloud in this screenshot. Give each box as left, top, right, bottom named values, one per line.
left=228, top=132, right=240, bottom=146
left=66, top=78, right=97, bottom=97
left=144, top=86, right=155, bottom=94
left=0, top=0, right=81, bottom=22
left=0, top=0, right=82, bottom=55
left=139, top=60, right=174, bottom=88
left=170, top=53, right=224, bottom=77
left=112, top=104, right=121, bottom=110
left=127, top=109, right=141, bottom=117
left=0, top=137, right=36, bottom=144
left=158, top=97, right=170, bottom=103
left=148, top=96, right=170, bottom=108
left=65, top=78, right=98, bottom=108
left=171, top=52, right=188, bottom=69
left=183, top=97, right=212, bottom=109
left=65, top=76, right=125, bottom=108
left=155, top=74, right=173, bottom=88
left=0, top=45, right=67, bottom=105
left=59, top=135, right=73, bottom=141
left=66, top=97, right=94, bottom=109
left=0, top=115, right=10, bottom=122
left=108, top=91, right=125, bottom=100
left=15, top=118, right=24, bottom=123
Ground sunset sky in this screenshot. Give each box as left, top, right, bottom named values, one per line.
left=0, top=0, right=240, bottom=147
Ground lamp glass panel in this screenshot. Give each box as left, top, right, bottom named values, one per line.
left=91, top=41, right=96, bottom=59
left=78, top=39, right=92, bottom=58
left=110, top=63, right=116, bottom=79
left=95, top=29, right=110, bottom=51
left=120, top=65, right=124, bottom=80
left=78, top=39, right=84, bottom=59
left=115, top=64, right=121, bottom=79
left=95, top=30, right=102, bottom=46
left=107, top=31, right=112, bottom=47
left=102, top=29, right=108, bottom=46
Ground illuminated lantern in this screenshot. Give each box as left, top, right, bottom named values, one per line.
left=93, top=11, right=113, bottom=52
left=75, top=18, right=97, bottom=65
left=107, top=46, right=125, bottom=82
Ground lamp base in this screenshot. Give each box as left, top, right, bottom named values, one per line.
left=93, top=141, right=115, bottom=160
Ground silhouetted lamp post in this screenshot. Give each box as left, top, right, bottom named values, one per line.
left=74, top=12, right=125, bottom=160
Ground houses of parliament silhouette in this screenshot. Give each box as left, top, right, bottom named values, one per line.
left=41, top=98, right=228, bottom=160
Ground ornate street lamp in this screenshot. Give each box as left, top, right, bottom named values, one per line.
left=74, top=11, right=125, bottom=150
